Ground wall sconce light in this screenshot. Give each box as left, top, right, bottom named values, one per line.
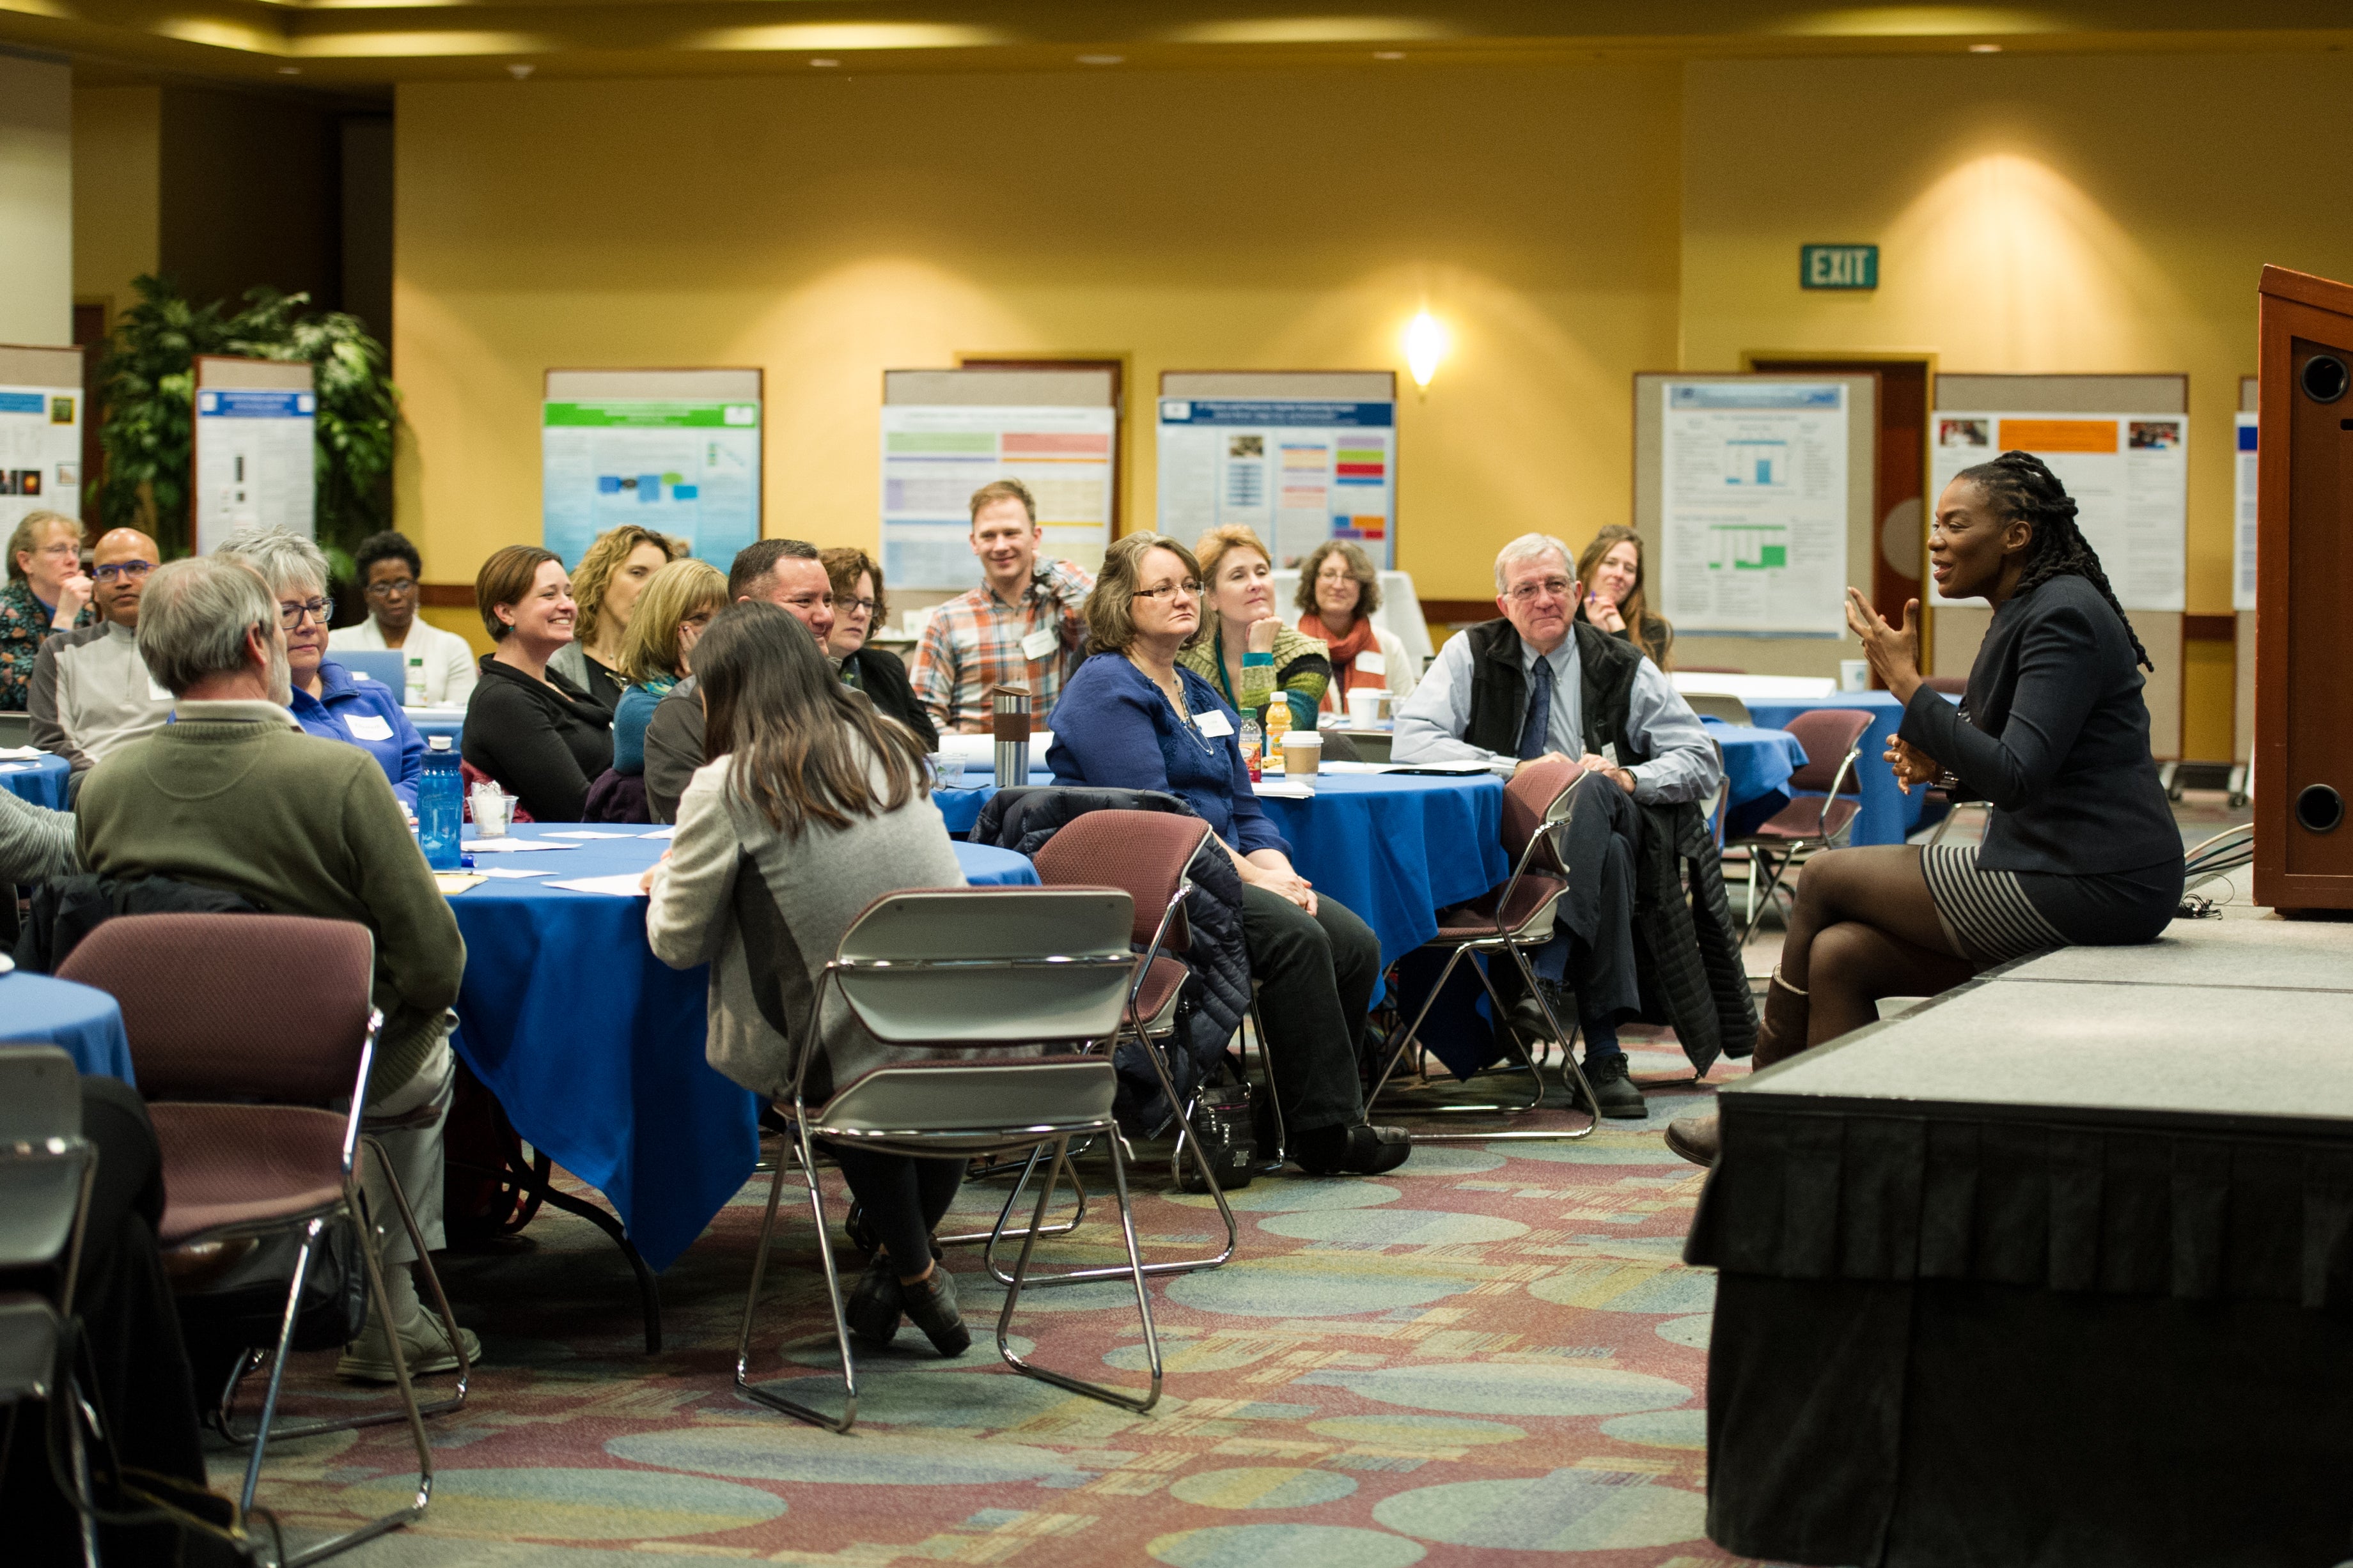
left=1404, top=310, right=1447, bottom=394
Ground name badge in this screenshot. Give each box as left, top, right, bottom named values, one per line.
left=1194, top=709, right=1235, bottom=739
left=1600, top=742, right=1620, bottom=766
left=147, top=676, right=173, bottom=702
left=344, top=713, right=395, bottom=742
left=1020, top=626, right=1059, bottom=662
left=1355, top=649, right=1386, bottom=676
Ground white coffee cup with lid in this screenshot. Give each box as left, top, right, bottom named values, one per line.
left=1346, top=687, right=1383, bottom=727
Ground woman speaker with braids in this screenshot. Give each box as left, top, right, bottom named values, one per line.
left=1667, top=451, right=2184, bottom=1168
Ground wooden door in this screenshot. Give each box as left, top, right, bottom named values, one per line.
left=2255, top=267, right=2353, bottom=909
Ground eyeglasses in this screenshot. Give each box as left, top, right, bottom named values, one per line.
left=91, top=560, right=153, bottom=584
left=1131, top=579, right=1202, bottom=602
left=839, top=596, right=878, bottom=616
left=31, top=541, right=79, bottom=560
left=1505, top=577, right=1574, bottom=605
left=364, top=577, right=418, bottom=598
left=278, top=596, right=332, bottom=629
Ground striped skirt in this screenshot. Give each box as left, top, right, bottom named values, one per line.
left=1919, top=843, right=2070, bottom=964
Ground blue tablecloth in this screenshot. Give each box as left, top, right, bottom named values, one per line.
left=0, top=753, right=69, bottom=810
left=1255, top=772, right=1510, bottom=972
left=442, top=830, right=1034, bottom=1272
left=1, top=971, right=135, bottom=1082
left=1744, top=692, right=1927, bottom=847
left=933, top=766, right=1056, bottom=835
left=410, top=714, right=463, bottom=744
left=1705, top=718, right=1813, bottom=837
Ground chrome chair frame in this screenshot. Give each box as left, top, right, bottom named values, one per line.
left=1735, top=733, right=1866, bottom=942
left=734, top=889, right=1162, bottom=1434
left=1368, top=763, right=1600, bottom=1142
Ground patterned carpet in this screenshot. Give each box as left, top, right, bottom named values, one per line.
left=217, top=1033, right=1774, bottom=1568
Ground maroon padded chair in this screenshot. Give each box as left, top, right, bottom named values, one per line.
left=1368, top=754, right=1600, bottom=1142
left=56, top=913, right=464, bottom=1563
left=1730, top=707, right=1875, bottom=941
left=1028, top=810, right=1246, bottom=1278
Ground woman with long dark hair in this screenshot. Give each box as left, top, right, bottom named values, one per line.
left=1668, top=451, right=2184, bottom=1165
left=645, top=601, right=978, bottom=1355
left=1572, top=524, right=1673, bottom=670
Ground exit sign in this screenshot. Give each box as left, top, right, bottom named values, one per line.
left=1801, top=244, right=1879, bottom=290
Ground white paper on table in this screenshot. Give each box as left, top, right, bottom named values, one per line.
left=0, top=745, right=43, bottom=759
left=545, top=873, right=652, bottom=897
left=469, top=866, right=558, bottom=879
left=463, top=838, right=577, bottom=853
left=542, top=829, right=638, bottom=840
left=1377, top=759, right=1494, bottom=776
left=1252, top=780, right=1316, bottom=800
left=0, top=763, right=38, bottom=774
left=1315, top=760, right=1387, bottom=775
left=639, top=826, right=677, bottom=839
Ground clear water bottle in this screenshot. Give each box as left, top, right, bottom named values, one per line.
left=418, top=736, right=464, bottom=870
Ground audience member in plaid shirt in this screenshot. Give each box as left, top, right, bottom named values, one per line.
left=909, top=479, right=1097, bottom=733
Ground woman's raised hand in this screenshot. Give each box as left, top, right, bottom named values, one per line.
left=1584, top=593, right=1625, bottom=634
left=1884, top=736, right=1939, bottom=794
left=1843, top=589, right=1923, bottom=702
left=1247, top=616, right=1283, bottom=655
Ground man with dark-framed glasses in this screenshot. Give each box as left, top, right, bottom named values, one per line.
left=27, top=526, right=171, bottom=797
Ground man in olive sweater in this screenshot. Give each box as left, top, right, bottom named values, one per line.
left=77, top=556, right=475, bottom=1382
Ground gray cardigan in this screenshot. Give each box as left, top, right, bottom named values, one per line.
left=645, top=749, right=973, bottom=1101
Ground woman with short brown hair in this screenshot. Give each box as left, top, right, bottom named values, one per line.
left=1294, top=539, right=1416, bottom=716
left=820, top=545, right=936, bottom=750
left=462, top=545, right=614, bottom=820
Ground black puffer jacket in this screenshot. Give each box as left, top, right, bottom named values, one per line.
left=14, top=873, right=259, bottom=974
left=970, top=786, right=1251, bottom=1133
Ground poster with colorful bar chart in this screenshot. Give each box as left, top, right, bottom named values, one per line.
left=1657, top=380, right=1850, bottom=634
left=1156, top=371, right=1398, bottom=568
left=542, top=368, right=762, bottom=568
left=879, top=403, right=1116, bottom=589
left=1928, top=410, right=2186, bottom=612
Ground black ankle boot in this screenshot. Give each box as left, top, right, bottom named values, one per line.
left=845, top=1252, right=902, bottom=1348
left=901, top=1268, right=970, bottom=1358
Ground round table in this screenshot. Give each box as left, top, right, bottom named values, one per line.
left=441, top=828, right=1033, bottom=1273
left=1742, top=692, right=1932, bottom=846
left=0, top=752, right=70, bottom=810
left=0, top=970, right=135, bottom=1081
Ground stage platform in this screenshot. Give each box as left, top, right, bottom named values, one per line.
left=1687, top=870, right=2353, bottom=1568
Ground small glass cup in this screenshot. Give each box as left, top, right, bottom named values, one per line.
left=470, top=783, right=513, bottom=838
left=930, top=753, right=966, bottom=789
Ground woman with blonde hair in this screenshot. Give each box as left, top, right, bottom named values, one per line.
left=1573, top=525, right=1673, bottom=670
left=1178, top=525, right=1330, bottom=730
left=2, top=509, right=91, bottom=711
left=613, top=557, right=727, bottom=777
left=1294, top=539, right=1416, bottom=717
left=551, top=525, right=686, bottom=711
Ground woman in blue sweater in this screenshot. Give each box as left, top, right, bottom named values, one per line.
left=1049, top=532, right=1409, bottom=1177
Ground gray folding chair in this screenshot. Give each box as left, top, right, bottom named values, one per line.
left=58, top=913, right=461, bottom=1565
left=735, top=887, right=1161, bottom=1434
left=1368, top=755, right=1600, bottom=1142
left=0, top=1044, right=100, bottom=1568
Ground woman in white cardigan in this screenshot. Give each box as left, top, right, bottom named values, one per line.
left=1294, top=539, right=1417, bottom=717
left=644, top=600, right=976, bottom=1356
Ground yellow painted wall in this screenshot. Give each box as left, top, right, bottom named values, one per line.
left=70, top=87, right=160, bottom=321
left=392, top=65, right=1684, bottom=596
left=1681, top=52, right=2353, bottom=620
left=0, top=55, right=73, bottom=346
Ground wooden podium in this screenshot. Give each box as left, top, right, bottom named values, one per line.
left=2254, top=265, right=2353, bottom=910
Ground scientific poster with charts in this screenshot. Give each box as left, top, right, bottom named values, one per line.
left=1928, top=413, right=2186, bottom=612
left=194, top=387, right=315, bottom=553
left=542, top=399, right=760, bottom=567
left=1657, top=381, right=1849, bottom=634
left=1157, top=398, right=1395, bottom=568
left=879, top=404, right=1114, bottom=589
left=2233, top=412, right=2257, bottom=612
left=0, top=384, right=81, bottom=535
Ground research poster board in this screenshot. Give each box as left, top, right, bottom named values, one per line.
left=1928, top=410, right=2187, bottom=611
left=2233, top=411, right=2258, bottom=613
left=1655, top=379, right=1852, bottom=635
left=543, top=368, right=762, bottom=568
left=880, top=368, right=1116, bottom=591
left=0, top=344, right=84, bottom=536
left=193, top=356, right=315, bottom=554
left=1157, top=371, right=1397, bottom=568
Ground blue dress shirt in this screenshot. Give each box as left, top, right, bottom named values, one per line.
left=1046, top=653, right=1289, bottom=858
left=290, top=658, right=426, bottom=810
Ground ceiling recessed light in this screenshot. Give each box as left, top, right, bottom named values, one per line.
left=508, top=62, right=534, bottom=79
left=277, top=65, right=301, bottom=75
left=1969, top=42, right=2002, bottom=52
left=1373, top=50, right=1405, bottom=60
left=809, top=57, right=840, bottom=66
left=1077, top=54, right=1124, bottom=65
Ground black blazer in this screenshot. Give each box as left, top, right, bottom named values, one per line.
left=462, top=655, right=614, bottom=823
left=1898, top=575, right=2180, bottom=877
left=845, top=645, right=939, bottom=753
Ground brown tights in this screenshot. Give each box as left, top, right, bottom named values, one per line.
left=1779, top=846, right=1982, bottom=1047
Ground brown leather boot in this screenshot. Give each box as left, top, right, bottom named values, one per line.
left=1752, top=968, right=1813, bottom=1069
left=1665, top=1112, right=1719, bottom=1168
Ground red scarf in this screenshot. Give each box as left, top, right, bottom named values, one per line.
left=1301, top=612, right=1382, bottom=713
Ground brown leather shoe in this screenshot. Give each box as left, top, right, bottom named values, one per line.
left=1664, top=1112, right=1719, bottom=1168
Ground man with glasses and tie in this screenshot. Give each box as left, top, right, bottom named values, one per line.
left=1391, top=533, right=1723, bottom=1117
left=27, top=527, right=172, bottom=798
left=329, top=529, right=479, bottom=706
